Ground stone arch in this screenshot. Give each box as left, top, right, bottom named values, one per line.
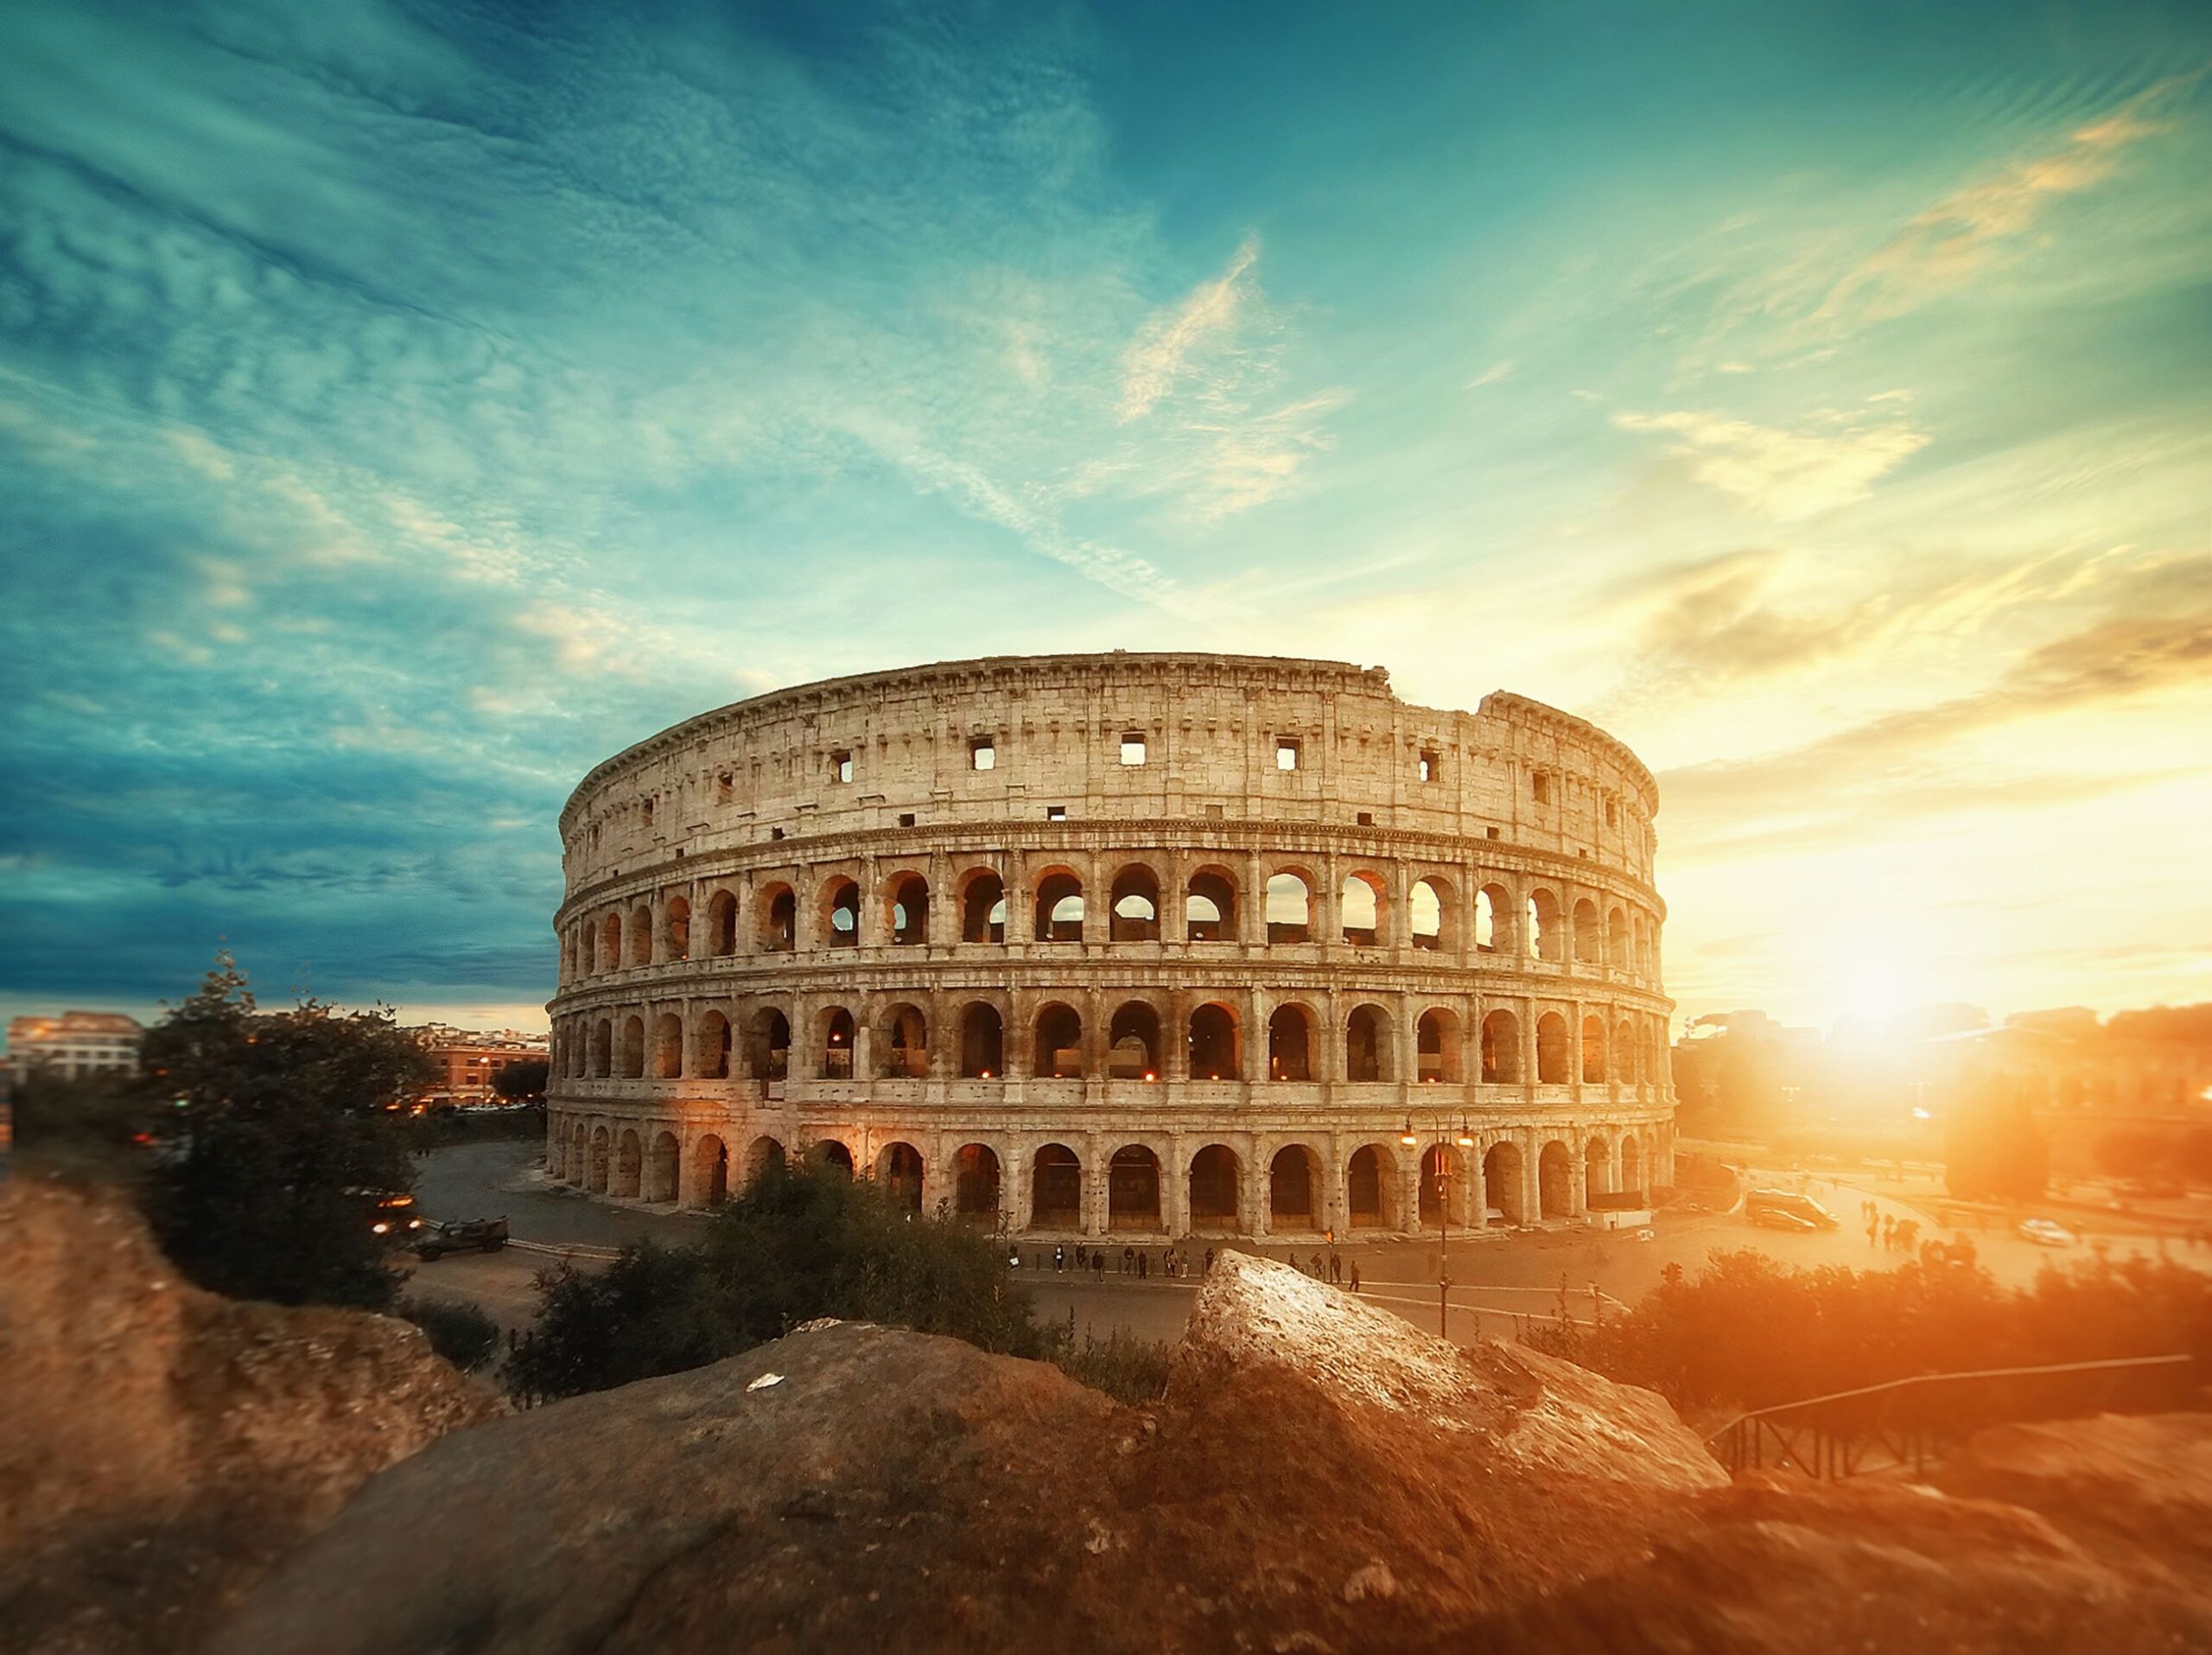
left=1484, top=1141, right=1524, bottom=1225
left=1528, top=888, right=1563, bottom=963
left=695, top=1009, right=731, bottom=1079
left=569, top=1122, right=587, bottom=1186
left=820, top=876, right=861, bottom=950
left=811, top=1138, right=855, bottom=1177
left=1033, top=868, right=1084, bottom=942
left=600, top=912, right=622, bottom=971
left=1420, top=1143, right=1470, bottom=1226
left=1344, top=1002, right=1393, bottom=1083
left=664, top=895, right=690, bottom=961
left=1615, top=1017, right=1638, bottom=1085
left=879, top=1001, right=928, bottom=1079
left=1185, top=865, right=1238, bottom=942
left=959, top=1001, right=1004, bottom=1078
left=1188, top=1143, right=1242, bottom=1232
left=885, top=871, right=931, bottom=946
left=1572, top=897, right=1600, bottom=964
left=591, top=1018, right=612, bottom=1078
left=745, top=1135, right=785, bottom=1186
left=1410, top=875, right=1451, bottom=952
left=1339, top=870, right=1388, bottom=946
left=1268, top=1143, right=1320, bottom=1227
left=654, top=1011, right=683, bottom=1079
left=1109, top=863, right=1162, bottom=942
left=951, top=1143, right=1001, bottom=1223
left=1536, top=1012, right=1570, bottom=1084
left=1268, top=1002, right=1316, bottom=1082
left=693, top=1133, right=729, bottom=1206
left=876, top=1141, right=925, bottom=1212
left=958, top=869, right=1007, bottom=943
left=1585, top=1134, right=1615, bottom=1200
left=1621, top=1133, right=1644, bottom=1196
left=1030, top=1143, right=1081, bottom=1228
left=1539, top=1138, right=1574, bottom=1217
left=1188, top=1002, right=1240, bottom=1080
left=1265, top=869, right=1314, bottom=943
left=629, top=905, right=652, bottom=966
left=1608, top=906, right=1629, bottom=965
left=1417, top=1006, right=1463, bottom=1083
left=1108, top=1001, right=1161, bottom=1079
left=614, top=1128, right=641, bottom=1198
left=818, top=1005, right=856, bottom=1079
left=1346, top=1143, right=1400, bottom=1230
left=1580, top=1015, right=1607, bottom=1085
left=647, top=1130, right=680, bottom=1203
left=747, top=1006, right=791, bottom=1079
left=707, top=888, right=738, bottom=957
left=1033, top=1002, right=1084, bottom=1078
left=1477, top=882, right=1513, bottom=954
left=619, top=1015, right=645, bottom=1079
left=1109, top=1144, right=1163, bottom=1231
left=757, top=882, right=797, bottom=952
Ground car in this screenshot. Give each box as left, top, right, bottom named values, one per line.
left=412, top=1217, right=510, bottom=1259
left=2018, top=1218, right=2076, bottom=1247
left=1750, top=1206, right=1819, bottom=1232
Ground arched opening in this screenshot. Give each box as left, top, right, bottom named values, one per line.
left=1616, top=1018, right=1638, bottom=1085
left=887, top=874, right=930, bottom=946
left=654, top=1012, right=683, bottom=1079
left=694, top=1134, right=728, bottom=1206
left=577, top=926, right=594, bottom=977
left=1340, top=872, right=1385, bottom=946
left=1417, top=1008, right=1462, bottom=1083
left=760, top=885, right=797, bottom=952
left=1581, top=1015, right=1606, bottom=1084
left=1034, top=870, right=1084, bottom=942
left=1033, top=1003, right=1084, bottom=1078
left=1419, top=1144, right=1464, bottom=1225
left=960, top=870, right=1007, bottom=944
left=823, top=878, right=861, bottom=949
left=1347, top=1144, right=1395, bottom=1230
left=1536, top=1013, right=1570, bottom=1084
left=1573, top=898, right=1599, bottom=964
left=1484, top=1142, right=1523, bottom=1225
left=745, top=1136, right=785, bottom=1187
left=614, top=1129, right=642, bottom=1199
left=1344, top=1003, right=1390, bottom=1082
left=695, top=1010, right=731, bottom=1079
left=1529, top=889, right=1562, bottom=963
left=570, top=1123, right=588, bottom=1186
left=1608, top=907, right=1629, bottom=965
left=601, top=913, right=621, bottom=971
left=1109, top=864, right=1161, bottom=942
left=749, top=1008, right=791, bottom=1080
left=708, top=889, right=738, bottom=957
left=1265, top=871, right=1313, bottom=944
left=1481, top=1010, right=1520, bottom=1084
left=591, top=1019, right=612, bottom=1078
left=1621, top=1135, right=1644, bottom=1197
left=648, top=1130, right=680, bottom=1203
left=1107, top=1002, right=1161, bottom=1079
left=1539, top=1140, right=1573, bottom=1217
left=1269, top=1145, right=1319, bottom=1226
left=819, top=1007, right=855, bottom=1079
left=1109, top=1145, right=1161, bottom=1231
left=1585, top=1136, right=1614, bottom=1200
left=1410, top=878, right=1446, bottom=951
left=620, top=1016, right=645, bottom=1079
left=1185, top=868, right=1237, bottom=942
left=664, top=896, right=690, bottom=961
left=952, top=1143, right=1001, bottom=1223
left=1268, top=1003, right=1314, bottom=1082
left=877, top=1142, right=925, bottom=1212
left=629, top=907, right=652, bottom=966
left=880, top=1003, right=928, bottom=1078
left=812, top=1140, right=855, bottom=1177
left=960, top=1002, right=1004, bottom=1078
left=1030, top=1144, right=1081, bottom=1228
left=1188, top=1144, right=1241, bottom=1232
left=1188, top=1003, right=1240, bottom=1080
left=1477, top=883, right=1510, bottom=954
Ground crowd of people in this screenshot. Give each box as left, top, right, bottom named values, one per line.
left=1013, top=1241, right=1361, bottom=1293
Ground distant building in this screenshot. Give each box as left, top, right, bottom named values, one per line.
left=6, top=1011, right=144, bottom=1081
left=410, top=1024, right=548, bottom=1104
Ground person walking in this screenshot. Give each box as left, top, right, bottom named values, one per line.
left=1122, top=1244, right=1135, bottom=1276
left=1204, top=1247, right=1216, bottom=1276
left=1349, top=1262, right=1361, bottom=1294
left=1329, top=1251, right=1342, bottom=1284
left=1054, top=1244, right=1065, bottom=1273
left=1137, top=1250, right=1149, bottom=1281
left=1092, top=1250, right=1104, bottom=1281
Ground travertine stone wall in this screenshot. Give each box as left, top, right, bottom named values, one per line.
left=545, top=652, right=1676, bottom=1238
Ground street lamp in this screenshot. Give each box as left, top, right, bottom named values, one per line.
left=1405, top=1113, right=1477, bottom=1343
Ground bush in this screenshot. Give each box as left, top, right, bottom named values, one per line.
left=398, top=1296, right=500, bottom=1372
left=1047, top=1321, right=1174, bottom=1405
left=507, top=1162, right=1046, bottom=1402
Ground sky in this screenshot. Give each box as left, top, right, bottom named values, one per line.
left=2, top=0, right=2208, bottom=1042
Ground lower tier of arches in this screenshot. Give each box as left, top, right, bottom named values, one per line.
left=543, top=1102, right=1675, bottom=1239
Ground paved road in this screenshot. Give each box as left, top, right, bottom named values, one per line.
left=410, top=1142, right=2212, bottom=1347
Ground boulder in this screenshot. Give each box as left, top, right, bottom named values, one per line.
left=0, top=1177, right=500, bottom=1654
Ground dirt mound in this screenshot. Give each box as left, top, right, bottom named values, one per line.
left=0, top=1176, right=500, bottom=1654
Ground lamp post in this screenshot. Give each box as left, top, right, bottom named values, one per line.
left=1403, top=1114, right=1478, bottom=1344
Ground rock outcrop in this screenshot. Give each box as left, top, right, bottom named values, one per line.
left=0, top=1177, right=500, bottom=1654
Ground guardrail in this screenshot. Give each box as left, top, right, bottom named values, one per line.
left=1705, top=1353, right=2196, bottom=1480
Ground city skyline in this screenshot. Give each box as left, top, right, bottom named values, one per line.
left=3, top=1, right=2208, bottom=1038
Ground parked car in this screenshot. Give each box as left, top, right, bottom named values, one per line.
left=1750, top=1206, right=1820, bottom=1232
left=1744, top=1188, right=1840, bottom=1230
left=349, top=1187, right=424, bottom=1242
left=411, top=1217, right=510, bottom=1259
left=2018, top=1217, right=2076, bottom=1247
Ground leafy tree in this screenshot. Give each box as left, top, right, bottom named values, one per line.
left=398, top=1296, right=501, bottom=1372
left=138, top=955, right=434, bottom=1310
left=492, top=1057, right=550, bottom=1104
left=508, top=1162, right=1046, bottom=1401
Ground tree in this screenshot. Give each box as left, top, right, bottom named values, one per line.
left=138, top=955, right=435, bottom=1310
left=492, top=1057, right=550, bottom=1104
left=508, top=1161, right=1046, bottom=1401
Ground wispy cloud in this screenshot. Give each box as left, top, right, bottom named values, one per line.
left=1118, top=237, right=1261, bottom=422
left=1611, top=406, right=1928, bottom=519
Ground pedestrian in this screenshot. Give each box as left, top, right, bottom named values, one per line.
left=1866, top=1219, right=1878, bottom=1249
left=1310, top=1252, right=1323, bottom=1278
left=1054, top=1244, right=1065, bottom=1273
left=1880, top=1213, right=1895, bottom=1251
left=1137, top=1251, right=1148, bottom=1281
left=1329, top=1251, right=1342, bottom=1284
left=1205, top=1247, right=1216, bottom=1276
left=1349, top=1262, right=1361, bottom=1294
left=1122, top=1244, right=1135, bottom=1275
left=1092, top=1251, right=1104, bottom=1280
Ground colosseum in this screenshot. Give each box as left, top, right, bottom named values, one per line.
left=544, top=652, right=1675, bottom=1240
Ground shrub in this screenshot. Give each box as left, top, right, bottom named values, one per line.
left=1047, top=1321, right=1174, bottom=1405
left=398, top=1296, right=501, bottom=1372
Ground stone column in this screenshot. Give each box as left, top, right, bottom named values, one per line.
left=1397, top=1151, right=1422, bottom=1237
left=1245, top=1149, right=1267, bottom=1239
left=1166, top=989, right=1191, bottom=1082
left=1242, top=853, right=1267, bottom=945
left=1080, top=850, right=1106, bottom=945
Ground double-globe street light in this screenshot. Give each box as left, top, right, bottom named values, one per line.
left=1402, top=1112, right=1477, bottom=1343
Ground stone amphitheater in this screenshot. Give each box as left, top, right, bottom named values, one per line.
left=544, top=652, right=1676, bottom=1240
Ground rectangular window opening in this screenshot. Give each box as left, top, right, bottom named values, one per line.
left=1120, top=731, right=1147, bottom=766
left=970, top=737, right=996, bottom=771
left=898, top=812, right=917, bottom=828
left=1419, top=749, right=1439, bottom=784
left=1356, top=811, right=1375, bottom=826
left=1275, top=736, right=1300, bottom=772
left=769, top=826, right=785, bottom=841
left=1532, top=771, right=1551, bottom=804
left=832, top=749, right=853, bottom=785
left=1045, top=805, right=1067, bottom=822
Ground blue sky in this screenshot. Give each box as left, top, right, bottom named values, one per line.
left=3, top=0, right=2208, bottom=1037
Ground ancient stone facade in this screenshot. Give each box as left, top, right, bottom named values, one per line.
left=543, top=652, right=1676, bottom=1238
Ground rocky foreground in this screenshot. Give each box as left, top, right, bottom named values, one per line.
left=6, top=1179, right=2211, bottom=1653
